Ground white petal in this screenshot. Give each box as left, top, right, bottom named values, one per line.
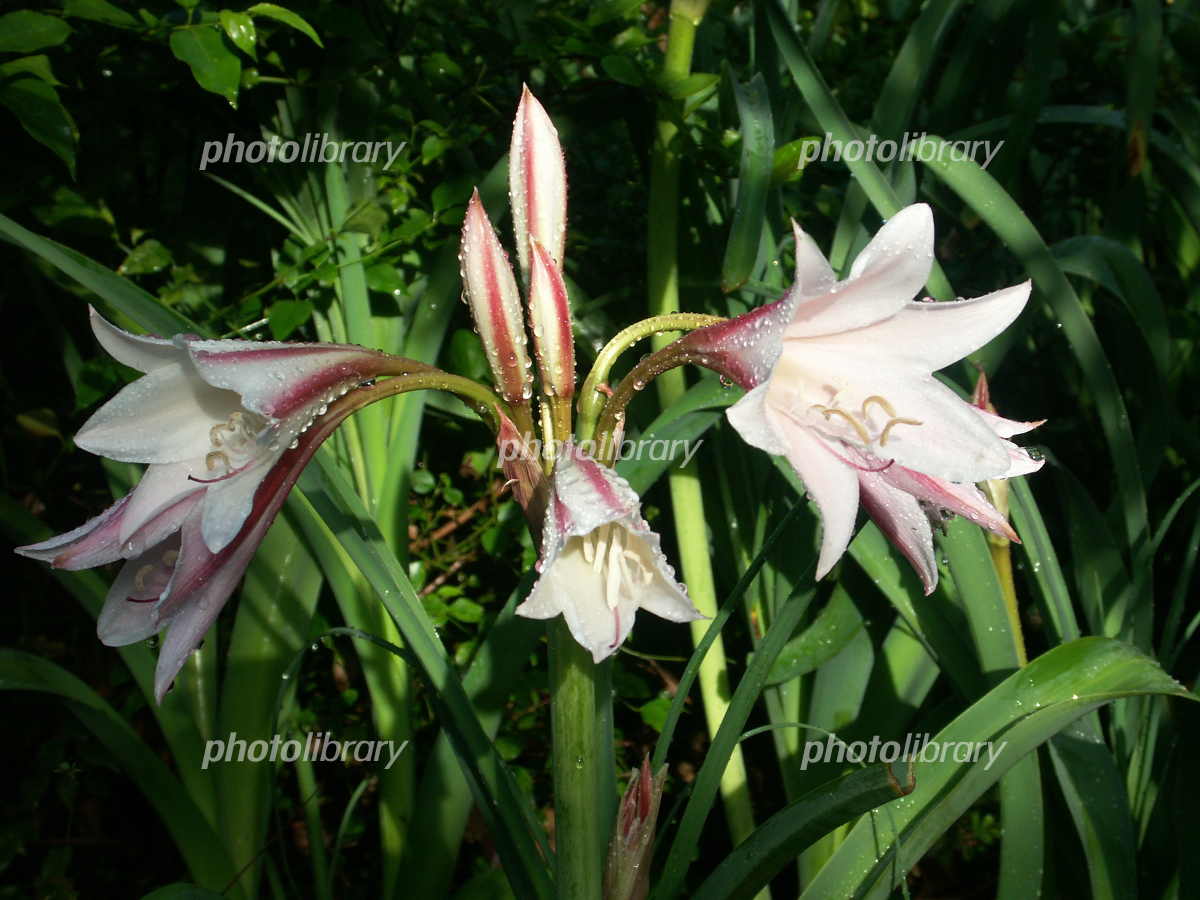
left=200, top=461, right=273, bottom=553
left=15, top=494, right=129, bottom=570
left=726, top=383, right=788, bottom=455
left=550, top=445, right=641, bottom=539
left=810, top=282, right=1031, bottom=372
left=770, top=413, right=861, bottom=579
left=975, top=406, right=1044, bottom=438
left=791, top=219, right=837, bottom=296
left=788, top=203, right=934, bottom=338
left=857, top=470, right=938, bottom=594
left=90, top=307, right=185, bottom=373
left=188, top=340, right=392, bottom=419
left=97, top=535, right=181, bottom=645
left=120, top=460, right=205, bottom=543
left=771, top=344, right=1011, bottom=482
left=75, top=364, right=239, bottom=464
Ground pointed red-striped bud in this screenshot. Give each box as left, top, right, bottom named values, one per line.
left=528, top=237, right=575, bottom=400
left=604, top=755, right=667, bottom=900
left=510, top=85, right=567, bottom=280
left=460, top=190, right=533, bottom=405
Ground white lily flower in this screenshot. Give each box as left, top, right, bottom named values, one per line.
left=515, top=443, right=704, bottom=662
left=17, top=309, right=398, bottom=699
left=679, top=204, right=1044, bottom=592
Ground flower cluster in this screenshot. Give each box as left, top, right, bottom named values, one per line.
left=16, top=89, right=1043, bottom=702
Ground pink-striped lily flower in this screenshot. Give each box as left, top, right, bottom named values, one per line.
left=680, top=204, right=1043, bottom=592
left=515, top=443, right=703, bottom=662
left=17, top=309, right=397, bottom=700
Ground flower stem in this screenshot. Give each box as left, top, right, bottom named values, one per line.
left=549, top=618, right=605, bottom=900
left=646, top=0, right=763, bottom=862
left=577, top=312, right=723, bottom=441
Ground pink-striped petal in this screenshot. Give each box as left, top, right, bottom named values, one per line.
left=460, top=190, right=533, bottom=404
left=510, top=85, right=567, bottom=278
left=15, top=494, right=131, bottom=570
left=857, top=469, right=938, bottom=594
left=878, top=463, right=1018, bottom=542
left=528, top=237, right=575, bottom=398
left=187, top=340, right=396, bottom=420
left=676, top=221, right=807, bottom=389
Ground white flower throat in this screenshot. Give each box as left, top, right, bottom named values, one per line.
left=579, top=523, right=654, bottom=610
left=201, top=409, right=271, bottom=480
left=808, top=393, right=922, bottom=449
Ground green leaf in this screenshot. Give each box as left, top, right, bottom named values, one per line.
left=661, top=72, right=720, bottom=99
left=691, top=766, right=911, bottom=900
left=798, top=638, right=1193, bottom=898
left=169, top=27, right=242, bottom=106
left=267, top=298, right=313, bottom=339
left=63, top=0, right=139, bottom=27
left=0, top=75, right=77, bottom=176
left=245, top=3, right=323, bottom=47
left=218, top=10, right=257, bottom=59
left=721, top=73, right=774, bottom=293
left=600, top=54, right=642, bottom=86
left=0, top=11, right=72, bottom=53
left=0, top=54, right=63, bottom=85
left=118, top=238, right=173, bottom=275
left=765, top=586, right=863, bottom=685
left=0, top=651, right=236, bottom=890
left=0, top=213, right=198, bottom=336
left=638, top=695, right=672, bottom=732
left=141, top=884, right=227, bottom=899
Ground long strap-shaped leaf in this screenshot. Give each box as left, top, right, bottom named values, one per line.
left=798, top=637, right=1193, bottom=899
left=0, top=650, right=237, bottom=891
left=295, top=457, right=554, bottom=899
left=691, top=765, right=912, bottom=900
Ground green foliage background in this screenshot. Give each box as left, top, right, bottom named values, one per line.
left=2, top=0, right=1198, bottom=897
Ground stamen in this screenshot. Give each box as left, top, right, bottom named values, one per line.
left=133, top=564, right=155, bottom=592
left=860, top=395, right=897, bottom=419
left=811, top=405, right=872, bottom=444
left=606, top=528, right=625, bottom=610
left=161, top=550, right=179, bottom=568
left=206, top=450, right=230, bottom=472
left=209, top=423, right=227, bottom=446
left=189, top=458, right=256, bottom=484
left=878, top=417, right=923, bottom=445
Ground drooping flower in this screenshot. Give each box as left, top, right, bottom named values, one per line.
left=514, top=443, right=703, bottom=661
left=679, top=204, right=1043, bottom=592
left=17, top=309, right=401, bottom=699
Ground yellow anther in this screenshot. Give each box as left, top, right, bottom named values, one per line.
left=210, top=423, right=227, bottom=446
left=878, top=417, right=923, bottom=446
left=161, top=550, right=179, bottom=568
left=133, top=564, right=155, bottom=592
left=860, top=395, right=897, bottom=419
left=812, top=405, right=873, bottom=444
left=206, top=450, right=231, bottom=472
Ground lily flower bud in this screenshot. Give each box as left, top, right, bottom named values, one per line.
left=604, top=755, right=667, bottom=900
left=460, top=190, right=534, bottom=405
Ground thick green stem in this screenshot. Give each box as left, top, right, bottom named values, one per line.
left=550, top=618, right=605, bottom=900
left=647, top=0, right=762, bottom=859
